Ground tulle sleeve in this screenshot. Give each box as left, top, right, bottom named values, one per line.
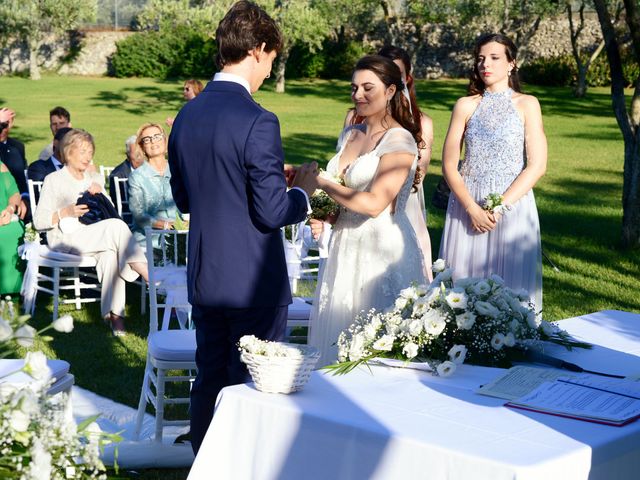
left=377, top=128, right=418, bottom=158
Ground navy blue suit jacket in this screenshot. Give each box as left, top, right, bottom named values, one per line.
left=27, top=157, right=58, bottom=183
left=168, top=81, right=307, bottom=309
left=0, top=138, right=28, bottom=195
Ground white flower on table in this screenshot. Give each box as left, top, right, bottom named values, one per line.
left=395, top=296, right=409, bottom=310
left=9, top=409, right=30, bottom=432
left=474, top=301, right=500, bottom=319
left=472, top=280, right=491, bottom=296
left=52, top=314, right=74, bottom=333
left=540, top=320, right=559, bottom=336
left=445, top=288, right=468, bottom=310
left=14, top=325, right=36, bottom=348
left=526, top=310, right=541, bottom=329
left=436, top=361, right=457, bottom=377
left=431, top=268, right=453, bottom=287
left=399, top=286, right=419, bottom=300
left=0, top=317, right=12, bottom=341
left=431, top=258, right=446, bottom=273
left=448, top=344, right=467, bottom=364
left=29, top=439, right=53, bottom=480
left=515, top=288, right=530, bottom=301
left=23, top=351, right=50, bottom=381
left=403, top=342, right=419, bottom=359
left=491, top=333, right=506, bottom=350
left=372, top=334, right=395, bottom=352
left=348, top=333, right=367, bottom=361
left=489, top=274, right=505, bottom=287
left=455, top=311, right=476, bottom=330
left=504, top=332, right=516, bottom=347
left=423, top=311, right=446, bottom=336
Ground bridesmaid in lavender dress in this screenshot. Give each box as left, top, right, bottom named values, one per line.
left=439, top=33, right=546, bottom=311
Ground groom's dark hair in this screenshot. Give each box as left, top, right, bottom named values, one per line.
left=215, top=1, right=283, bottom=69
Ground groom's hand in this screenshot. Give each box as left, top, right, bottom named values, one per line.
left=292, top=162, right=319, bottom=197
left=284, top=164, right=297, bottom=187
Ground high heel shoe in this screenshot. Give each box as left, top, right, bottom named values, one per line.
left=104, top=313, right=126, bottom=337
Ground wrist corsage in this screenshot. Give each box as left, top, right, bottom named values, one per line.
left=482, top=193, right=512, bottom=215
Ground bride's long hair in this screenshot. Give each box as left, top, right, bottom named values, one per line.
left=353, top=55, right=424, bottom=189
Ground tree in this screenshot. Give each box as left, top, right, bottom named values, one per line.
left=0, top=0, right=96, bottom=80
left=259, top=0, right=329, bottom=93
left=136, top=0, right=235, bottom=35
left=592, top=0, right=640, bottom=248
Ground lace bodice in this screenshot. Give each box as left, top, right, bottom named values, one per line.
left=461, top=88, right=525, bottom=191
left=326, top=127, right=418, bottom=222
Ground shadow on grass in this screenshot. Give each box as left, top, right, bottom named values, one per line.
left=261, top=78, right=352, bottom=102
left=10, top=126, right=47, bottom=146
left=282, top=132, right=337, bottom=167
left=90, top=86, right=183, bottom=116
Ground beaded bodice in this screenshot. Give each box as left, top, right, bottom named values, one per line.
left=461, top=89, right=525, bottom=191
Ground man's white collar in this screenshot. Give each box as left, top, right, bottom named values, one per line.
left=213, top=72, right=251, bottom=95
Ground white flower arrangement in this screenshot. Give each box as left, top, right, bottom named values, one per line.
left=309, top=170, right=344, bottom=220
left=0, top=298, right=119, bottom=479
left=238, top=335, right=304, bottom=359
left=482, top=192, right=512, bottom=215
left=324, top=262, right=591, bottom=377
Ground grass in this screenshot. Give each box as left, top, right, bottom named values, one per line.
left=2, top=74, right=639, bottom=479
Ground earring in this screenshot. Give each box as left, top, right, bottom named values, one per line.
left=508, top=70, right=512, bottom=77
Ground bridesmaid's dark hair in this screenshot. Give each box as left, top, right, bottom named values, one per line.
left=468, top=33, right=522, bottom=96
left=353, top=55, right=424, bottom=189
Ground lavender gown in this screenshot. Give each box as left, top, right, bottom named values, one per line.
left=439, top=88, right=542, bottom=311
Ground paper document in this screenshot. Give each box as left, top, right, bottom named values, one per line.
left=506, top=381, right=640, bottom=426
left=477, top=366, right=575, bottom=401
left=558, top=374, right=640, bottom=400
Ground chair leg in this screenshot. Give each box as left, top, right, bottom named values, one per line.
left=140, top=281, right=146, bottom=315
left=134, top=355, right=153, bottom=440
left=73, top=267, right=82, bottom=310
left=53, top=267, right=60, bottom=320
left=155, top=368, right=166, bottom=443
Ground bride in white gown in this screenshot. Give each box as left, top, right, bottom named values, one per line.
left=309, top=55, right=428, bottom=367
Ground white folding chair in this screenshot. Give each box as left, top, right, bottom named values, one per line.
left=113, top=176, right=133, bottom=227
left=99, top=165, right=114, bottom=190
left=24, top=180, right=101, bottom=319
left=286, top=297, right=312, bottom=343
left=135, top=227, right=196, bottom=443
left=282, top=221, right=321, bottom=294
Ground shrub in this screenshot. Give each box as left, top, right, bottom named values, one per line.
left=286, top=39, right=371, bottom=80
left=111, top=27, right=216, bottom=79
left=519, top=55, right=574, bottom=86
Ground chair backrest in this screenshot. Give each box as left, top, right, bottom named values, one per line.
left=145, top=227, right=190, bottom=333
left=99, top=165, right=114, bottom=189
left=27, top=179, right=44, bottom=216
left=113, top=176, right=132, bottom=226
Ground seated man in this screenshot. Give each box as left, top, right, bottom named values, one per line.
left=27, top=127, right=72, bottom=183
left=0, top=107, right=29, bottom=220
left=38, top=106, right=71, bottom=161
left=108, top=135, right=144, bottom=219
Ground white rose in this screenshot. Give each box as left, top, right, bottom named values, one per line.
left=408, top=319, right=423, bottom=336
left=0, top=317, right=12, bottom=341
left=504, top=332, right=516, bottom=347
left=540, top=320, right=557, bottom=336
left=9, top=409, right=30, bottom=432
left=415, top=284, right=428, bottom=296
left=52, top=314, right=74, bottom=333
left=455, top=311, right=476, bottom=330
left=423, top=311, right=446, bottom=336
left=489, top=274, right=505, bottom=286
left=402, top=342, right=419, bottom=359
left=510, top=318, right=521, bottom=334
left=436, top=361, right=457, bottom=377
left=372, top=334, right=395, bottom=352
left=445, top=288, right=468, bottom=310
left=13, top=389, right=39, bottom=415
left=472, top=281, right=491, bottom=296
left=526, top=310, right=541, bottom=329
left=448, top=344, right=467, bottom=364
left=454, top=277, right=480, bottom=289
left=474, top=301, right=500, bottom=319
left=423, top=288, right=440, bottom=305
left=395, top=296, right=409, bottom=310
left=15, top=325, right=36, bottom=348
left=399, top=286, right=418, bottom=300
left=491, top=333, right=506, bottom=350
left=23, top=351, right=50, bottom=381
left=412, top=298, right=428, bottom=316
left=431, top=258, right=446, bottom=273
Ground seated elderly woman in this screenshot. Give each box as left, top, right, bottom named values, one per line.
left=0, top=161, right=24, bottom=295
left=33, top=129, right=148, bottom=336
left=129, top=123, right=182, bottom=248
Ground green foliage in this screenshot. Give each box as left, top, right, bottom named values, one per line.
left=286, top=39, right=371, bottom=79
left=135, top=0, right=233, bottom=36
left=111, top=27, right=216, bottom=79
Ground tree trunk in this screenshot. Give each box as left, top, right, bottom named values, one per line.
left=275, top=47, right=290, bottom=94
left=593, top=0, right=640, bottom=248
left=28, top=36, right=41, bottom=80
left=574, top=66, right=588, bottom=97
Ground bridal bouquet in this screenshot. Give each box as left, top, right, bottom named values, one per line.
left=0, top=299, right=119, bottom=478
left=324, top=261, right=591, bottom=377
left=309, top=170, right=343, bottom=220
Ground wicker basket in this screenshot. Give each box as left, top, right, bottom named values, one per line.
left=240, top=344, right=320, bottom=394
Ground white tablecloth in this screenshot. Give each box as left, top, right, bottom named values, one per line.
left=188, top=310, right=640, bottom=480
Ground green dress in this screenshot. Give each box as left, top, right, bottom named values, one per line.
left=0, top=170, right=25, bottom=294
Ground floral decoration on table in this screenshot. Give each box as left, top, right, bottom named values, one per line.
left=323, top=260, right=591, bottom=377
left=238, top=335, right=305, bottom=359
left=0, top=298, right=120, bottom=479
left=482, top=193, right=512, bottom=215
left=309, top=170, right=344, bottom=220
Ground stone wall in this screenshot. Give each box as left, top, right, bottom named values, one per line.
left=0, top=15, right=603, bottom=79
left=0, top=31, right=133, bottom=76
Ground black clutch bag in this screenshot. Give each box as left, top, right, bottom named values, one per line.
left=76, top=191, right=122, bottom=225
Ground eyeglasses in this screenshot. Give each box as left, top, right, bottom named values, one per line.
left=140, top=133, right=164, bottom=145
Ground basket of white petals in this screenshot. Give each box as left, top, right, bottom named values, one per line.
left=238, top=336, right=320, bottom=394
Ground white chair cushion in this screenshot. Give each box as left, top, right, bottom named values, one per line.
left=148, top=329, right=196, bottom=362
left=288, top=297, right=312, bottom=320
left=0, top=358, right=70, bottom=384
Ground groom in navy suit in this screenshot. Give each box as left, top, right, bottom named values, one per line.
left=168, top=0, right=318, bottom=454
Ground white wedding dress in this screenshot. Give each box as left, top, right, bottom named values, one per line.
left=309, top=127, right=427, bottom=367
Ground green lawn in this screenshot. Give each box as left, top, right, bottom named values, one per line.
left=2, top=74, right=639, bottom=479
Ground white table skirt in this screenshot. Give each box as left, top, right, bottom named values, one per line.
left=188, top=310, right=640, bottom=480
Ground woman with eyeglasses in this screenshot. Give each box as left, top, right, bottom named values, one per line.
left=128, top=123, right=182, bottom=248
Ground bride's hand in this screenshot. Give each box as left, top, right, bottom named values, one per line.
left=309, top=219, right=325, bottom=240
left=467, top=203, right=496, bottom=234
left=284, top=164, right=297, bottom=187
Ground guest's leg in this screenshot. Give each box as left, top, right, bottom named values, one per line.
left=94, top=250, right=125, bottom=318
left=190, top=305, right=231, bottom=455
